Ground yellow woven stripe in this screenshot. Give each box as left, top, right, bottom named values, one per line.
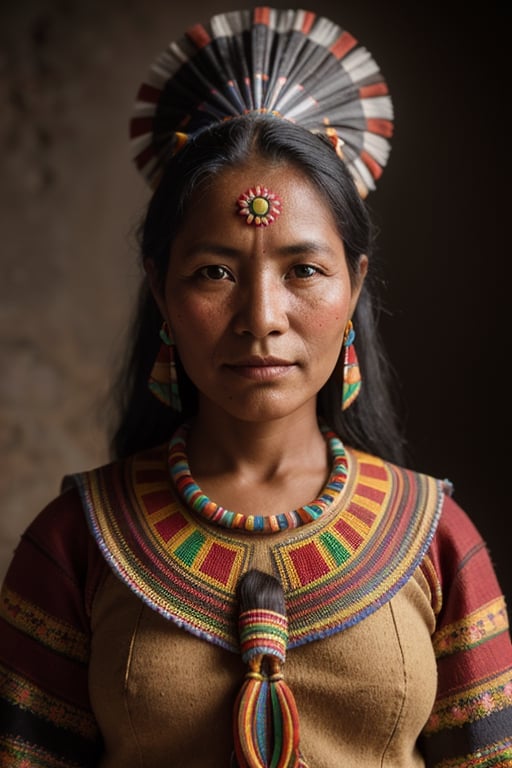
left=433, top=597, right=510, bottom=658
left=343, top=510, right=374, bottom=537
left=144, top=498, right=177, bottom=527
left=0, top=587, right=88, bottom=664
left=350, top=492, right=383, bottom=516
left=0, top=663, right=97, bottom=740
left=419, top=554, right=443, bottom=616
left=356, top=453, right=385, bottom=470
left=339, top=455, right=389, bottom=535
left=355, top=473, right=389, bottom=492
left=424, top=669, right=512, bottom=733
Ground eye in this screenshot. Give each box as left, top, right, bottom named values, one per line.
left=198, top=265, right=233, bottom=281
left=289, top=264, right=320, bottom=279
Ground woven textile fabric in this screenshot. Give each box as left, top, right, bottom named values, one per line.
left=0, top=442, right=511, bottom=766
left=78, top=445, right=442, bottom=650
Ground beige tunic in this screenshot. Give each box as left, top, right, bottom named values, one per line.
left=89, top=567, right=437, bottom=767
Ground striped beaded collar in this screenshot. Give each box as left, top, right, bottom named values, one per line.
left=75, top=438, right=444, bottom=650
left=167, top=423, right=348, bottom=534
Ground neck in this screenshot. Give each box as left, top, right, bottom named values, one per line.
left=186, top=403, right=327, bottom=484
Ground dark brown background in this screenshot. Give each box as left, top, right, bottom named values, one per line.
left=1, top=0, right=509, bottom=606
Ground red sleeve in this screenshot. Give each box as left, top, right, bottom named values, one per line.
left=0, top=487, right=105, bottom=766
left=420, top=493, right=512, bottom=766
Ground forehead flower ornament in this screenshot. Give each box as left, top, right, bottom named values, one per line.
left=237, top=185, right=282, bottom=226
left=129, top=7, right=394, bottom=198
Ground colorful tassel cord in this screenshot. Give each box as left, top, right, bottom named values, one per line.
left=233, top=609, right=309, bottom=768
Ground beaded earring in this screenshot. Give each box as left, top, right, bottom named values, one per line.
left=342, top=320, right=361, bottom=411
left=147, top=321, right=182, bottom=412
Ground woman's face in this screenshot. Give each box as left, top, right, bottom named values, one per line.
left=150, top=158, right=367, bottom=425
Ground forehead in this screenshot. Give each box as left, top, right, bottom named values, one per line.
left=179, top=158, right=340, bottom=242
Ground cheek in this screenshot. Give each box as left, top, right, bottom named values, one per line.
left=302, top=301, right=347, bottom=364
left=311, top=312, right=343, bottom=330
left=303, top=294, right=347, bottom=335
left=168, top=293, right=219, bottom=335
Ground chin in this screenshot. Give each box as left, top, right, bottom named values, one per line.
left=207, top=391, right=316, bottom=424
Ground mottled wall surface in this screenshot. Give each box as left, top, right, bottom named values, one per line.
left=1, top=1, right=509, bottom=601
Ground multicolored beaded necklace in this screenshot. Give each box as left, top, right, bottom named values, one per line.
left=167, top=423, right=349, bottom=534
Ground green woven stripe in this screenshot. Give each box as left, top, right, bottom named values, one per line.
left=270, top=684, right=283, bottom=768
left=319, top=531, right=350, bottom=566
left=174, top=530, right=205, bottom=566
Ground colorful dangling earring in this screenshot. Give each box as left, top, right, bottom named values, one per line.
left=342, top=320, right=361, bottom=411
left=148, top=321, right=182, bottom=412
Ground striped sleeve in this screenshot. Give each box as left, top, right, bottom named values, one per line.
left=419, top=493, right=512, bottom=767
left=0, top=488, right=104, bottom=767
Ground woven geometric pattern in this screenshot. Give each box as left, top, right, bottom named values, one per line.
left=75, top=443, right=441, bottom=652
left=274, top=453, right=444, bottom=647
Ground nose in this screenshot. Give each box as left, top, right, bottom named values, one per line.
left=232, top=268, right=289, bottom=338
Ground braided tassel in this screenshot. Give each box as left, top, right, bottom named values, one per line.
left=233, top=655, right=270, bottom=766
left=233, top=571, right=309, bottom=768
left=268, top=658, right=302, bottom=767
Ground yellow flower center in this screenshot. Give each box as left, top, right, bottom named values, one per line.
left=252, top=196, right=270, bottom=216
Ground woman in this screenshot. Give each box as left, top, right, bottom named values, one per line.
left=1, top=8, right=511, bottom=768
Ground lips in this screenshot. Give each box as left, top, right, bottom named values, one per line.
left=229, top=355, right=293, bottom=367
left=225, top=355, right=295, bottom=381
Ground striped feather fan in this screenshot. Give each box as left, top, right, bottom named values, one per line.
left=130, top=7, right=393, bottom=196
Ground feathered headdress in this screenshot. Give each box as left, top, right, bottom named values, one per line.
left=129, top=7, right=394, bottom=197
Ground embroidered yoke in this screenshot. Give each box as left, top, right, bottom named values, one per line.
left=81, top=444, right=442, bottom=650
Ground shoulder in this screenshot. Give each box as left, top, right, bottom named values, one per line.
left=420, top=490, right=508, bottom=625
left=429, top=492, right=493, bottom=578
left=20, top=486, right=92, bottom=579
left=4, top=475, right=110, bottom=609
left=1, top=484, right=106, bottom=633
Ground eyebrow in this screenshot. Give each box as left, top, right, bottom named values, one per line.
left=185, top=243, right=241, bottom=258
left=276, top=241, right=339, bottom=257
left=184, top=240, right=339, bottom=258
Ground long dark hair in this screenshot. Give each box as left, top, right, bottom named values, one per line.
left=109, top=116, right=406, bottom=464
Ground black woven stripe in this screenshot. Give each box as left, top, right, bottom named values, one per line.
left=421, top=705, right=512, bottom=764
left=0, top=697, right=102, bottom=767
